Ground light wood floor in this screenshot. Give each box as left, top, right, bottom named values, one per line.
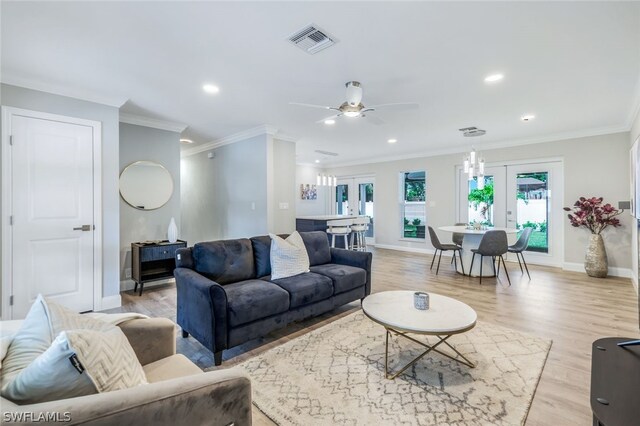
left=110, top=247, right=639, bottom=425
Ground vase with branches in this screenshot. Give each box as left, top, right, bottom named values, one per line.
left=563, top=197, right=623, bottom=277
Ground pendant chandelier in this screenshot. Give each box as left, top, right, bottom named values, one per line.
left=317, top=174, right=337, bottom=187
left=463, top=148, right=486, bottom=189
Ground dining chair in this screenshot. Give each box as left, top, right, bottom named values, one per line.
left=349, top=216, right=370, bottom=251
left=428, top=226, right=464, bottom=275
left=451, top=222, right=467, bottom=264
left=508, top=227, right=533, bottom=279
left=469, top=230, right=511, bottom=285
left=326, top=219, right=353, bottom=248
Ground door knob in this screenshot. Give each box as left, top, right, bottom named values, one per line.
left=73, top=225, right=92, bottom=231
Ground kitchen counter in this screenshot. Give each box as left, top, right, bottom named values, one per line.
left=296, top=215, right=359, bottom=248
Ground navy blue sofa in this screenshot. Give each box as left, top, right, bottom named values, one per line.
left=174, top=231, right=372, bottom=365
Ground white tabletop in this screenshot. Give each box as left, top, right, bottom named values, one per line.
left=438, top=225, right=519, bottom=235
left=362, top=291, right=477, bottom=335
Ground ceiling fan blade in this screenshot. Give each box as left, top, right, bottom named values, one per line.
left=289, top=102, right=335, bottom=110
left=366, top=102, right=419, bottom=111
left=364, top=115, right=385, bottom=126
left=316, top=114, right=342, bottom=124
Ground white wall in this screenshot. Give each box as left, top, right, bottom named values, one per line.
left=119, top=123, right=181, bottom=290
left=296, top=164, right=331, bottom=216
left=0, top=83, right=121, bottom=310
left=326, top=132, right=632, bottom=274
left=630, top=106, right=640, bottom=291
left=270, top=138, right=296, bottom=233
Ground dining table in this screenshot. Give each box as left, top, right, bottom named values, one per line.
left=438, top=226, right=519, bottom=277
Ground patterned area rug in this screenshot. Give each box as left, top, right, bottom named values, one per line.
left=234, top=311, right=551, bottom=426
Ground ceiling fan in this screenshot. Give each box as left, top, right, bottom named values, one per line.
left=290, top=81, right=418, bottom=125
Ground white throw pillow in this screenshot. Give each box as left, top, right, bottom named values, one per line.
left=269, top=231, right=310, bottom=280
left=1, top=296, right=147, bottom=404
left=0, top=295, right=53, bottom=388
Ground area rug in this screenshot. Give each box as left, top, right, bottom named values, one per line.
left=233, top=311, right=552, bottom=426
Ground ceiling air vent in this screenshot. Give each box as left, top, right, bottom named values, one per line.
left=287, top=24, right=337, bottom=55
left=459, top=127, right=487, bottom=137
left=315, top=149, right=338, bottom=156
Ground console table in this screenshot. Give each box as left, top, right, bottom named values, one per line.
left=131, top=240, right=187, bottom=295
left=590, top=337, right=640, bottom=426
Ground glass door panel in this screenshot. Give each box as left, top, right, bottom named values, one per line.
left=458, top=166, right=506, bottom=227
left=335, top=177, right=375, bottom=243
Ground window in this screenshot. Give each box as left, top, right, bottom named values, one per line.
left=400, top=171, right=426, bottom=238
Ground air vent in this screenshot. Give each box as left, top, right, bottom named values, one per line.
left=287, top=24, right=337, bottom=55
left=459, top=127, right=487, bottom=137
left=315, top=149, right=339, bottom=156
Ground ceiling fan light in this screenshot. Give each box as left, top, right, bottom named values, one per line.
left=343, top=111, right=360, bottom=118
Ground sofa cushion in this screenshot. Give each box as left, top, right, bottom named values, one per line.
left=224, top=280, right=290, bottom=327
left=143, top=354, right=201, bottom=383
left=269, top=232, right=310, bottom=280
left=300, top=231, right=332, bottom=266
left=193, top=239, right=255, bottom=285
left=250, top=234, right=288, bottom=278
left=270, top=272, right=333, bottom=308
left=310, top=264, right=367, bottom=295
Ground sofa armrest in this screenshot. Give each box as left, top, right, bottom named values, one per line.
left=2, top=369, right=252, bottom=426
left=174, top=268, right=229, bottom=354
left=118, top=318, right=176, bottom=366
left=330, top=248, right=373, bottom=296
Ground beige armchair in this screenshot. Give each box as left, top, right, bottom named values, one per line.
left=1, top=317, right=252, bottom=426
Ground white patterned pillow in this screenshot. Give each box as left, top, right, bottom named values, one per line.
left=269, top=231, right=310, bottom=280
left=1, top=296, right=147, bottom=404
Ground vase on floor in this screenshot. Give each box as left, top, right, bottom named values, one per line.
left=167, top=217, right=178, bottom=243
left=585, top=234, right=608, bottom=278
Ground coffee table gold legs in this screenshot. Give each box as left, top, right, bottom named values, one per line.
left=384, top=328, right=475, bottom=380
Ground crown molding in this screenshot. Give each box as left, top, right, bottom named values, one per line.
left=317, top=124, right=630, bottom=169
left=181, top=124, right=295, bottom=157
left=119, top=112, right=187, bottom=133
left=1, top=75, right=129, bottom=108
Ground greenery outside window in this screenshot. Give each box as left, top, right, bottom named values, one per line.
left=400, top=171, right=426, bottom=239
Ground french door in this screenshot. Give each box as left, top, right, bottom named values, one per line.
left=458, top=161, right=563, bottom=266
left=335, top=176, right=375, bottom=243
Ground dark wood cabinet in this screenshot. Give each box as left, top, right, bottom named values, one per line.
left=590, top=337, right=640, bottom=426
left=131, top=240, right=186, bottom=295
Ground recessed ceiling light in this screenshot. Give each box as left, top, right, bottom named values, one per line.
left=202, top=84, right=220, bottom=94
left=484, top=73, right=504, bottom=83
left=180, top=138, right=194, bottom=144
left=324, top=119, right=336, bottom=125
left=387, top=138, right=397, bottom=144
left=521, top=114, right=535, bottom=122
left=315, top=159, right=320, bottom=163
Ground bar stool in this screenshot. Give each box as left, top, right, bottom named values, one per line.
left=326, top=219, right=353, bottom=248
left=350, top=216, right=370, bottom=251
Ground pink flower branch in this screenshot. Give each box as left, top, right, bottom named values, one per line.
left=563, top=197, right=623, bottom=235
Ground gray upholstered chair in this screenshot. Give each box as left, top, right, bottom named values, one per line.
left=508, top=227, right=533, bottom=279
left=428, top=226, right=464, bottom=275
left=452, top=223, right=467, bottom=246
left=451, top=223, right=467, bottom=264
left=469, top=230, right=510, bottom=285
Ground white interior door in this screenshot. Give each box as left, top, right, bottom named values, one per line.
left=7, top=112, right=96, bottom=318
left=335, top=176, right=375, bottom=243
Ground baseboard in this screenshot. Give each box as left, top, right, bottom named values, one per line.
left=120, top=278, right=176, bottom=292
left=375, top=243, right=445, bottom=256
left=100, top=294, right=122, bottom=311
left=562, top=262, right=632, bottom=278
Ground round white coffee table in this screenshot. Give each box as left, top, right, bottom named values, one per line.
left=362, top=290, right=477, bottom=379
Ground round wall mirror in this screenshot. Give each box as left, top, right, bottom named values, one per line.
left=119, top=161, right=174, bottom=210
